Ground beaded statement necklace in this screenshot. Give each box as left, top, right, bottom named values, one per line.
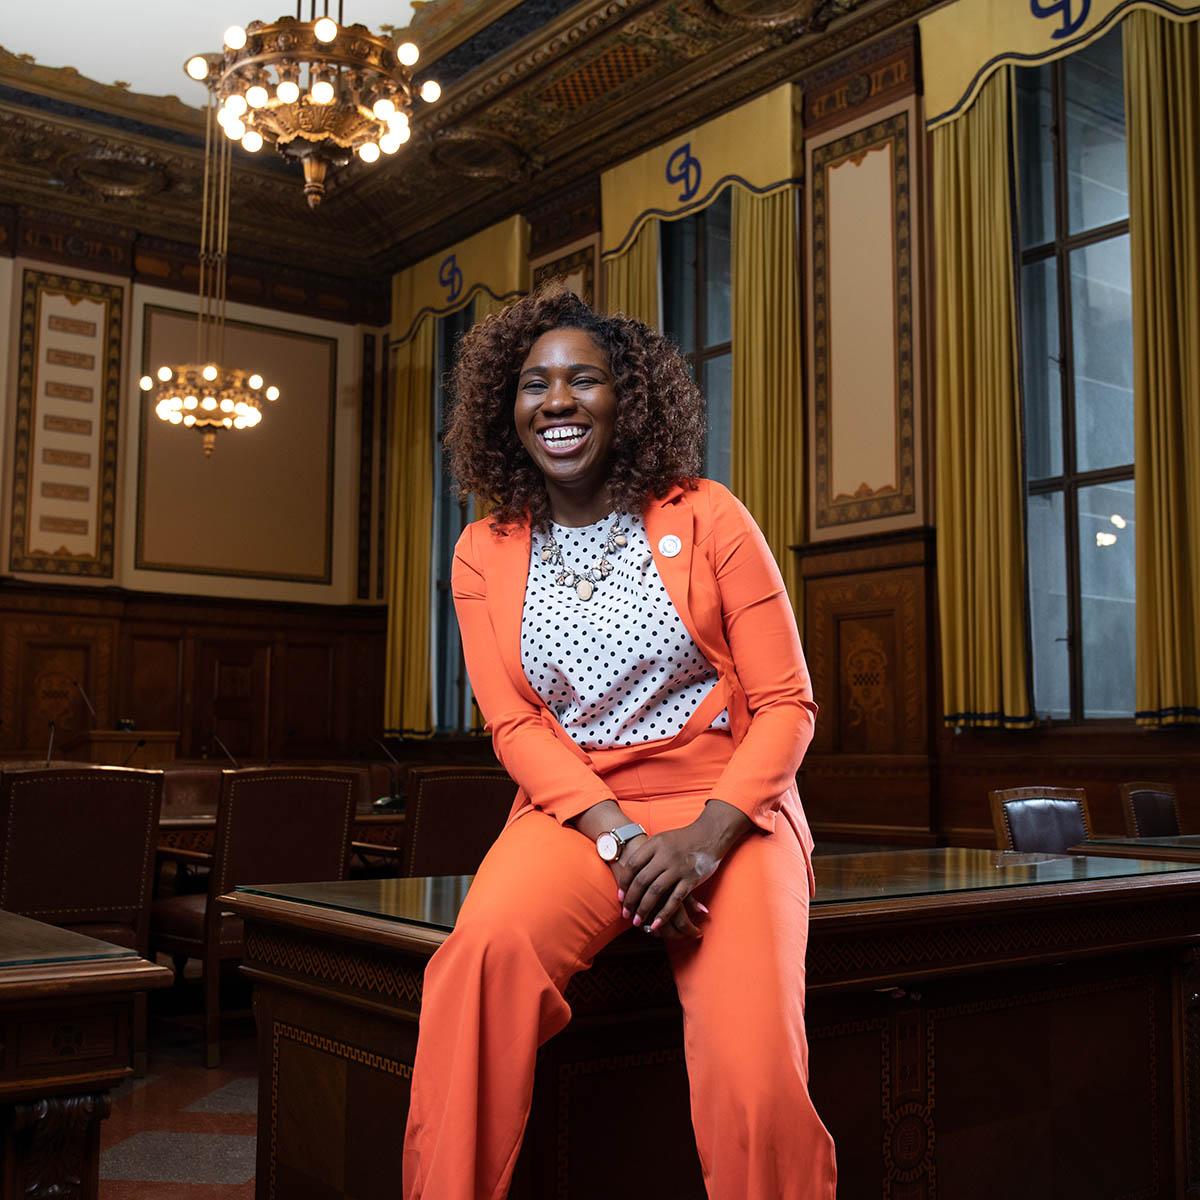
left=539, top=514, right=628, bottom=601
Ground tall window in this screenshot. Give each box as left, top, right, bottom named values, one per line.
left=432, top=304, right=476, bottom=732
left=1016, top=29, right=1134, bottom=720
left=661, top=189, right=733, bottom=484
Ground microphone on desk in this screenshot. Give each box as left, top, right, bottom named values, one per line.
left=120, top=738, right=147, bottom=768
left=372, top=737, right=402, bottom=810
left=44, top=720, right=55, bottom=768
left=69, top=678, right=97, bottom=725
left=212, top=733, right=241, bottom=769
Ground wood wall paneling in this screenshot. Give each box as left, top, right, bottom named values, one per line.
left=279, top=641, right=339, bottom=757
left=121, top=632, right=183, bottom=733
left=193, top=639, right=272, bottom=762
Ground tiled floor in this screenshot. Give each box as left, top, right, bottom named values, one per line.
left=101, top=988, right=259, bottom=1199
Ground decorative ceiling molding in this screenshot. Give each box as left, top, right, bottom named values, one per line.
left=0, top=0, right=940, bottom=282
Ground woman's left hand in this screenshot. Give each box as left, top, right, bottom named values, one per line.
left=615, top=800, right=754, bottom=935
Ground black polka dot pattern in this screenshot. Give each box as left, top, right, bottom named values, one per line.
left=520, top=512, right=729, bottom=749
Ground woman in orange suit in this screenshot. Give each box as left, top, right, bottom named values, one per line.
left=403, top=287, right=837, bottom=1200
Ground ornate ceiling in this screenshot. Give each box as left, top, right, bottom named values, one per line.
left=0, top=0, right=939, bottom=283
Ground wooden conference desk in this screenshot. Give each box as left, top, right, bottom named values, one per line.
left=0, top=911, right=171, bottom=1199
left=1073, top=833, right=1200, bottom=864
left=225, top=849, right=1200, bottom=1200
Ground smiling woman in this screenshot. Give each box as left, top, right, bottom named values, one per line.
left=442, top=286, right=705, bottom=530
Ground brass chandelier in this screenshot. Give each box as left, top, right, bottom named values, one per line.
left=183, top=2, right=441, bottom=207
left=140, top=93, right=278, bottom=458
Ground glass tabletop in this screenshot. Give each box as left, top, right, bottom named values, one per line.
left=1079, top=835, right=1200, bottom=850
left=0, top=910, right=140, bottom=969
left=236, top=848, right=1200, bottom=931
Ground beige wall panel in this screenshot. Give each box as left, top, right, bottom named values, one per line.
left=123, top=285, right=360, bottom=604
left=0, top=257, right=13, bottom=570
left=827, top=144, right=898, bottom=501
left=808, top=95, right=926, bottom=542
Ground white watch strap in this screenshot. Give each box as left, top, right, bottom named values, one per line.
left=613, top=822, right=646, bottom=845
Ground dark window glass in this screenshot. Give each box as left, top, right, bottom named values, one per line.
left=1016, top=28, right=1134, bottom=721
left=661, top=189, right=733, bottom=484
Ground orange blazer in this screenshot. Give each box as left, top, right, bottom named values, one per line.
left=452, top=478, right=818, bottom=845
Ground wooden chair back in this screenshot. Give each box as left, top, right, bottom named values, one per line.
left=399, top=765, right=517, bottom=877
left=990, top=786, right=1092, bottom=855
left=208, top=767, right=358, bottom=898
left=0, top=767, right=163, bottom=952
left=1120, top=781, right=1181, bottom=838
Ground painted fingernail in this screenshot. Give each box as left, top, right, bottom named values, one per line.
left=622, top=907, right=630, bottom=920
left=649, top=918, right=662, bottom=932
left=696, top=902, right=710, bottom=914
left=632, top=914, right=641, bottom=926
left=617, top=889, right=624, bottom=902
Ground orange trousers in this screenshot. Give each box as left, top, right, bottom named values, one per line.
left=402, top=733, right=837, bottom=1199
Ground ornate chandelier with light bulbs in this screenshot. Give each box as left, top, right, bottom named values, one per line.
left=183, top=2, right=441, bottom=208
left=140, top=94, right=278, bottom=458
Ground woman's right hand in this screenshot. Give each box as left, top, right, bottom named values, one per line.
left=607, top=854, right=708, bottom=940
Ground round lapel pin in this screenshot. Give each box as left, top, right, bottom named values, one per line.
left=658, top=534, right=682, bottom=558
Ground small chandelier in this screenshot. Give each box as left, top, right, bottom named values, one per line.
left=183, top=3, right=441, bottom=208
left=140, top=93, right=279, bottom=458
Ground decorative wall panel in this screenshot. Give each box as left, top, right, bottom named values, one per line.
left=807, top=97, right=924, bottom=540
left=531, top=235, right=600, bottom=306
left=8, top=269, right=123, bottom=577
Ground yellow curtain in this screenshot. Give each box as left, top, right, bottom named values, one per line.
left=602, top=219, right=660, bottom=327
left=384, top=316, right=436, bottom=734
left=731, top=186, right=804, bottom=619
left=1126, top=11, right=1200, bottom=725
left=933, top=68, right=1034, bottom=728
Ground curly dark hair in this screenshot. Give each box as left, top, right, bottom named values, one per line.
left=443, top=285, right=705, bottom=530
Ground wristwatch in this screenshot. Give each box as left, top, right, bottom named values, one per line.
left=596, top=822, right=647, bottom=863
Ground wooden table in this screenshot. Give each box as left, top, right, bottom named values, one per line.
left=1072, top=834, right=1200, bottom=864
left=0, top=910, right=171, bottom=1199
left=225, top=849, right=1200, bottom=1200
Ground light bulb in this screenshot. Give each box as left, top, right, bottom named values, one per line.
left=387, top=123, right=411, bottom=146
left=170, top=396, right=183, bottom=408
left=201, top=396, right=218, bottom=411
left=186, top=56, right=209, bottom=81
left=224, top=93, right=248, bottom=117
left=139, top=375, right=153, bottom=391
left=234, top=417, right=247, bottom=429
left=220, top=397, right=235, bottom=413
left=277, top=79, right=300, bottom=104
left=169, top=411, right=184, bottom=425
left=311, top=78, right=335, bottom=105
left=266, top=385, right=280, bottom=401
left=224, top=116, right=246, bottom=140
left=216, top=106, right=230, bottom=128
left=223, top=416, right=234, bottom=428
left=372, top=96, right=396, bottom=120
left=241, top=129, right=264, bottom=152
left=388, top=109, right=410, bottom=128
left=157, top=365, right=173, bottom=382
left=248, top=409, right=262, bottom=425
left=246, top=83, right=269, bottom=108
left=234, top=401, right=248, bottom=415
left=184, top=414, right=197, bottom=427
left=224, top=25, right=247, bottom=50
left=397, top=42, right=419, bottom=66
left=155, top=400, right=168, bottom=417
left=420, top=79, right=441, bottom=103
left=380, top=131, right=401, bottom=155
left=248, top=373, right=263, bottom=390
left=183, top=395, right=198, bottom=410
left=314, top=16, right=338, bottom=42
left=358, top=141, right=380, bottom=163
left=202, top=364, right=218, bottom=382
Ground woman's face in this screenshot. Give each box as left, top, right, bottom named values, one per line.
left=514, top=327, right=618, bottom=496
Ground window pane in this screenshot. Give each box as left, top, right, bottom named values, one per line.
left=702, top=353, right=732, bottom=486
left=1070, top=234, right=1133, bottom=471
left=661, top=217, right=697, bottom=355
left=1017, top=64, right=1055, bottom=249
left=1020, top=258, right=1062, bottom=481
left=1027, top=490, right=1070, bottom=719
left=1078, top=480, right=1135, bottom=718
left=704, top=190, right=732, bottom=347
left=1065, top=31, right=1128, bottom=235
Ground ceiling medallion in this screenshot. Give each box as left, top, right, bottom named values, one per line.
left=183, top=3, right=442, bottom=208
left=139, top=96, right=278, bottom=458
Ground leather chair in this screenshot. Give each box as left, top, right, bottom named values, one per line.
left=161, top=765, right=222, bottom=817
left=990, top=786, right=1092, bottom=855
left=397, top=765, right=517, bottom=877
left=1120, top=781, right=1181, bottom=838
left=0, top=766, right=164, bottom=1073
left=150, top=767, right=358, bottom=1067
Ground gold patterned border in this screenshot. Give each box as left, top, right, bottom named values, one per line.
left=9, top=270, right=122, bottom=576
left=531, top=235, right=599, bottom=307
left=811, top=111, right=916, bottom=529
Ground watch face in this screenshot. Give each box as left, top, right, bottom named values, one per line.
left=596, top=833, right=619, bottom=862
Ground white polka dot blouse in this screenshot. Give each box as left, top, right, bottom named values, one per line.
left=520, top=511, right=729, bottom=750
